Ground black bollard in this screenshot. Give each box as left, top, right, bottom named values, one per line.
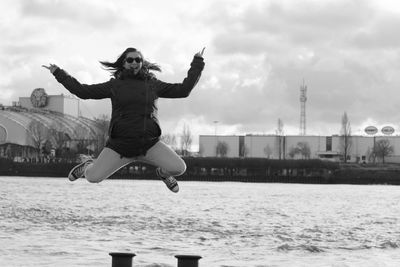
left=175, top=255, right=202, bottom=267
left=109, top=252, right=136, bottom=267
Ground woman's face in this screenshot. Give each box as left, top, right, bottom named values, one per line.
left=123, top=51, right=143, bottom=74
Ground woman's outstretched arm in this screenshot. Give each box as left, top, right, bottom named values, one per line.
left=153, top=48, right=205, bottom=98
left=42, top=63, right=113, bottom=100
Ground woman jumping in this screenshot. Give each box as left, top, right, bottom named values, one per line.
left=43, top=47, right=205, bottom=193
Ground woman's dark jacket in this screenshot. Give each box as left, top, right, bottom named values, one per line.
left=53, top=56, right=205, bottom=157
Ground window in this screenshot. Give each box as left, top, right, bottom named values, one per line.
left=326, top=136, right=332, bottom=151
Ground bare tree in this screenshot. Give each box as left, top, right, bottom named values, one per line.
left=94, top=114, right=110, bottom=153
left=216, top=141, right=229, bottom=157
left=95, top=115, right=110, bottom=144
left=288, top=146, right=296, bottom=159
left=373, top=139, right=394, bottom=163
left=288, top=142, right=311, bottom=159
left=180, top=123, right=193, bottom=156
left=366, top=147, right=376, bottom=163
left=28, top=120, right=49, bottom=154
left=41, top=139, right=53, bottom=155
left=240, top=145, right=249, bottom=158
left=49, top=122, right=70, bottom=156
left=340, top=112, right=352, bottom=163
left=297, top=142, right=311, bottom=159
left=275, top=118, right=285, bottom=160
left=161, top=133, right=178, bottom=151
left=74, top=124, right=91, bottom=154
left=264, top=144, right=272, bottom=159
left=276, top=118, right=284, bottom=135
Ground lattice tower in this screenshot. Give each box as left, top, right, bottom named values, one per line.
left=299, top=80, right=307, bottom=136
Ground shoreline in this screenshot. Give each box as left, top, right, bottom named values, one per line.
left=1, top=158, right=400, bottom=185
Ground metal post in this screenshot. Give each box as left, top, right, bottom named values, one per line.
left=175, top=255, right=202, bottom=267
left=109, top=252, right=136, bottom=267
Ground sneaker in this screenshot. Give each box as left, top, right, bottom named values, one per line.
left=68, top=156, right=93, bottom=181
left=78, top=154, right=93, bottom=163
left=156, top=168, right=179, bottom=193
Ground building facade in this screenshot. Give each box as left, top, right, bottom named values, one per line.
left=0, top=89, right=104, bottom=159
left=19, top=93, right=81, bottom=118
left=199, top=134, right=400, bottom=163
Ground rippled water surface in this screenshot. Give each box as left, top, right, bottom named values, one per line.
left=1, top=177, right=400, bottom=266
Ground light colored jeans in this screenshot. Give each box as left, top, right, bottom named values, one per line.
left=84, top=141, right=186, bottom=183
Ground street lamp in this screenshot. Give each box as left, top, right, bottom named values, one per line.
left=213, top=121, right=219, bottom=136
left=213, top=121, right=219, bottom=157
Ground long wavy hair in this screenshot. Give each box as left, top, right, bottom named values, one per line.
left=100, top=47, right=161, bottom=80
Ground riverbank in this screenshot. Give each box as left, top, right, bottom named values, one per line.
left=331, top=163, right=400, bottom=185
left=1, top=157, right=400, bottom=185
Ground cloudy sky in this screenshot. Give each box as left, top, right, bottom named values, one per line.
left=1, top=0, right=400, bottom=149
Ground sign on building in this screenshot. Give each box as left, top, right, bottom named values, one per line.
left=381, top=126, right=395, bottom=135
left=364, top=126, right=378, bottom=135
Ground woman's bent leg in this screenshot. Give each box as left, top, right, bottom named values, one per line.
left=85, top=147, right=133, bottom=183
left=139, top=141, right=186, bottom=177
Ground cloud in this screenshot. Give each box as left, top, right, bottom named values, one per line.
left=2, top=44, right=48, bottom=56
left=0, top=89, right=14, bottom=102
left=207, top=0, right=376, bottom=55
left=20, top=0, right=120, bottom=28
left=2, top=0, right=400, bottom=145
left=351, top=14, right=400, bottom=49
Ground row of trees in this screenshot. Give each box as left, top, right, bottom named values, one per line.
left=158, top=123, right=194, bottom=156
left=27, top=115, right=109, bottom=158
left=27, top=115, right=196, bottom=158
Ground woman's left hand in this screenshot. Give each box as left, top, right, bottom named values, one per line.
left=195, top=47, right=205, bottom=58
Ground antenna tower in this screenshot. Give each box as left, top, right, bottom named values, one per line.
left=299, top=79, right=307, bottom=135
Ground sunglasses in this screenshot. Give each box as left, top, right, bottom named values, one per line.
left=125, top=57, right=143, bottom=64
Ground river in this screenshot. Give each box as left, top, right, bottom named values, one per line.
left=1, top=177, right=400, bottom=266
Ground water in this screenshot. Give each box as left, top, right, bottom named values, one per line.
left=1, top=177, right=400, bottom=267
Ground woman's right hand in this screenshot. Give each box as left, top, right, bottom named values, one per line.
left=42, top=63, right=59, bottom=74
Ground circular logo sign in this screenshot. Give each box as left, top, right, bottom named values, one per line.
left=364, top=126, right=378, bottom=135
left=381, top=126, right=395, bottom=135
left=30, top=88, right=48, bottom=108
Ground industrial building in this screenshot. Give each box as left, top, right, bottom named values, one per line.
left=199, top=133, right=400, bottom=163
left=197, top=81, right=400, bottom=163
left=0, top=88, right=104, bottom=159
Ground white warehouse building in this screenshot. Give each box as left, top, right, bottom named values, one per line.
left=199, top=134, right=400, bottom=163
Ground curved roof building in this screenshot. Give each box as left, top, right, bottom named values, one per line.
left=0, top=89, right=105, bottom=157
